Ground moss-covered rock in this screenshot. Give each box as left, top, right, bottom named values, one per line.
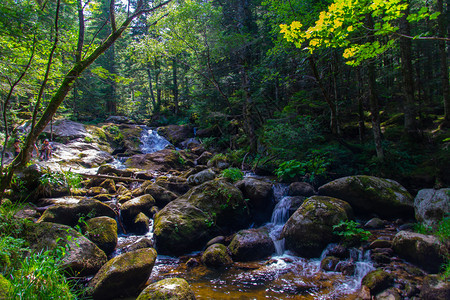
left=89, top=248, right=157, bottom=300
left=228, top=228, right=275, bottom=262
left=281, top=196, right=353, bottom=257
left=84, top=216, right=118, bottom=255
left=99, top=179, right=116, bottom=194
left=419, top=275, right=450, bottom=299
left=153, top=179, right=249, bottom=255
left=132, top=181, right=178, bottom=207
left=392, top=230, right=447, bottom=273
left=202, top=243, right=233, bottom=268
left=318, top=175, right=414, bottom=218
left=361, top=269, right=394, bottom=295
left=235, top=178, right=274, bottom=225
left=136, top=277, right=196, bottom=300
left=0, top=274, right=11, bottom=299
left=133, top=212, right=150, bottom=235
left=120, top=194, right=155, bottom=229
left=187, top=169, right=216, bottom=186
left=37, top=199, right=116, bottom=227
left=155, top=176, right=190, bottom=195
left=22, top=222, right=107, bottom=276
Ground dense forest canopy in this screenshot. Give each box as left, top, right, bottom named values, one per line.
left=1, top=0, right=449, bottom=190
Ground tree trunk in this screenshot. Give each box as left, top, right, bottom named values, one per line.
left=173, top=57, right=179, bottom=115
left=368, top=62, right=384, bottom=160
left=437, top=0, right=450, bottom=127
left=399, top=8, right=417, bottom=137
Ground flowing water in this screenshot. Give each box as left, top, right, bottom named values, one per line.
left=139, top=126, right=171, bottom=154
left=115, top=132, right=375, bottom=299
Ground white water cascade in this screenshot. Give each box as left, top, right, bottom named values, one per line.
left=268, top=184, right=290, bottom=256
left=140, top=126, right=171, bottom=154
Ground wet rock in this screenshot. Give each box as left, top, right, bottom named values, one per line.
left=116, top=237, right=154, bottom=254
left=186, top=257, right=200, bottom=268
left=155, top=176, right=190, bottom=195
left=202, top=244, right=233, bottom=268
left=361, top=269, right=394, bottom=295
left=235, top=177, right=274, bottom=225
left=318, top=175, right=414, bottom=218
left=157, top=124, right=193, bottom=146
left=364, top=218, right=385, bottom=229
left=89, top=248, right=157, bottom=300
left=288, top=182, right=315, bottom=197
left=392, top=231, right=446, bottom=273
left=23, top=222, right=107, bottom=276
left=196, top=151, right=213, bottom=165
left=419, top=275, right=450, bottom=299
left=99, top=179, right=116, bottom=194
left=228, top=228, right=275, bottom=262
left=84, top=216, right=118, bottom=255
left=369, top=239, right=392, bottom=249
left=335, top=260, right=356, bottom=275
left=153, top=179, right=249, bottom=255
left=370, top=248, right=394, bottom=264
left=87, top=187, right=109, bottom=196
left=375, top=288, right=402, bottom=300
left=414, top=188, right=450, bottom=227
left=92, top=194, right=112, bottom=202
left=324, top=243, right=350, bottom=259
left=120, top=194, right=155, bottom=228
left=133, top=212, right=150, bottom=235
left=37, top=199, right=116, bottom=227
left=136, top=277, right=196, bottom=300
left=187, top=168, right=216, bottom=186
left=206, top=236, right=227, bottom=248
left=132, top=181, right=178, bottom=207
left=320, top=256, right=340, bottom=271
left=125, top=149, right=193, bottom=172
left=281, top=196, right=353, bottom=257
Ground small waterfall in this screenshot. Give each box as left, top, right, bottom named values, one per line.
left=140, top=126, right=171, bottom=154
left=269, top=184, right=290, bottom=256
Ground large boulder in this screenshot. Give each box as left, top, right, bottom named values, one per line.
left=120, top=194, right=155, bottom=229
left=318, top=175, right=414, bottom=218
left=361, top=269, right=394, bottom=295
left=157, top=124, right=193, bottom=146
left=414, top=188, right=450, bottom=227
left=155, top=176, right=191, bottom=195
left=392, top=231, right=447, bottom=273
left=42, top=119, right=89, bottom=142
left=228, top=228, right=275, bottom=261
left=288, top=182, right=315, bottom=197
left=281, top=196, right=353, bottom=257
left=89, top=248, right=157, bottom=300
left=84, top=216, right=118, bottom=255
left=235, top=178, right=274, bottom=225
left=153, top=179, right=250, bottom=255
left=37, top=199, right=116, bottom=227
left=136, top=278, right=196, bottom=300
left=125, top=149, right=193, bottom=172
left=22, top=222, right=107, bottom=276
left=132, top=181, right=178, bottom=207
left=202, top=243, right=233, bottom=268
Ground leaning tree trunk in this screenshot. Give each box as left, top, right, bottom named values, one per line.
left=0, top=0, right=172, bottom=196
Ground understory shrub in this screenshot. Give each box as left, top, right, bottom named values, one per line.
left=221, top=168, right=244, bottom=182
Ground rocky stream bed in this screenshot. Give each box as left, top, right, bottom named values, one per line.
left=3, top=118, right=449, bottom=299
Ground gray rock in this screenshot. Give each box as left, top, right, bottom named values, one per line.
left=228, top=228, right=275, bottom=261
left=318, top=175, right=414, bottom=218
left=187, top=169, right=216, bottom=186
left=414, top=188, right=450, bottom=227
left=288, top=182, right=315, bottom=197
left=392, top=230, right=446, bottom=273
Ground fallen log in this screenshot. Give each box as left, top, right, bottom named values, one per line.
left=80, top=173, right=146, bottom=182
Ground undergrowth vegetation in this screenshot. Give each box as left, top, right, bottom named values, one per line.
left=0, top=201, right=80, bottom=299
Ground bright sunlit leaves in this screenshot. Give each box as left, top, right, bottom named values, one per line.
left=280, top=0, right=438, bottom=66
